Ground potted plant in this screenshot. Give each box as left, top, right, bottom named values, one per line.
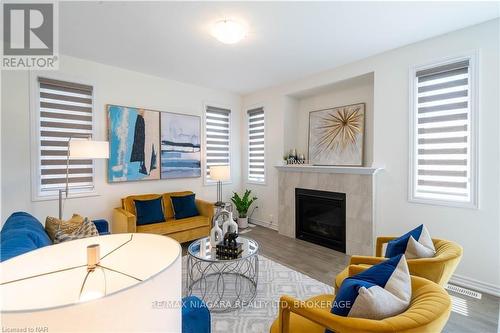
left=231, top=189, right=257, bottom=229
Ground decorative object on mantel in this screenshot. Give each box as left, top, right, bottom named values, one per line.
left=160, top=112, right=201, bottom=179
left=308, top=103, right=365, bottom=166
left=231, top=190, right=257, bottom=229
left=284, top=148, right=307, bottom=165
left=108, top=105, right=160, bottom=182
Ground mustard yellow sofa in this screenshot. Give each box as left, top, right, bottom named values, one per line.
left=112, top=191, right=214, bottom=243
left=335, top=238, right=463, bottom=290
left=271, top=265, right=451, bottom=333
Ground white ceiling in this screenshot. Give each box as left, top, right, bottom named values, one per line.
left=60, top=1, right=499, bottom=95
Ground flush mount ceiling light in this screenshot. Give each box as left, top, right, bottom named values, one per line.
left=211, top=19, right=247, bottom=44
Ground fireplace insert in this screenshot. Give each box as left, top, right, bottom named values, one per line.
left=295, top=188, right=346, bottom=253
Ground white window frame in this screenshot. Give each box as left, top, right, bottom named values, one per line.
left=246, top=105, right=266, bottom=185
left=408, top=52, right=479, bottom=209
left=203, top=102, right=233, bottom=186
left=30, top=72, right=98, bottom=201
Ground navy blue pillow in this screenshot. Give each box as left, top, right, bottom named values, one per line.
left=171, top=194, right=199, bottom=219
left=134, top=197, right=165, bottom=226
left=385, top=224, right=436, bottom=258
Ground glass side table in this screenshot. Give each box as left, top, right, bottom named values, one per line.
left=186, top=236, right=259, bottom=312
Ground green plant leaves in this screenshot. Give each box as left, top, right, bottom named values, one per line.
left=231, top=189, right=257, bottom=218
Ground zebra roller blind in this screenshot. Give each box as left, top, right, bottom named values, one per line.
left=248, top=107, right=265, bottom=183
left=413, top=59, right=473, bottom=204
left=38, top=77, right=94, bottom=196
left=205, top=106, right=231, bottom=181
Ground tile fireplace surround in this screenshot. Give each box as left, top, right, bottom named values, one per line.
left=276, top=165, right=383, bottom=255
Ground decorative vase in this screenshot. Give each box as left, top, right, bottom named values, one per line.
left=222, top=211, right=238, bottom=235
left=210, top=223, right=223, bottom=247
left=237, top=217, right=248, bottom=229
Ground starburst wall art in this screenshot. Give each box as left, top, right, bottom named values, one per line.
left=308, top=103, right=365, bottom=166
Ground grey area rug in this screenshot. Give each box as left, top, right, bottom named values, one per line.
left=182, top=255, right=334, bottom=333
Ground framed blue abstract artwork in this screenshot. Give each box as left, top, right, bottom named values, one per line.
left=107, top=105, right=160, bottom=182
left=160, top=112, right=201, bottom=179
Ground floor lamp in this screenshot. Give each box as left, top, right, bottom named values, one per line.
left=209, top=165, right=230, bottom=207
left=59, top=137, right=109, bottom=219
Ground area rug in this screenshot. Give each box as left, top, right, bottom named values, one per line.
left=182, top=255, right=334, bottom=333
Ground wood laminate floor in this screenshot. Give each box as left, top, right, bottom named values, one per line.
left=184, top=224, right=499, bottom=332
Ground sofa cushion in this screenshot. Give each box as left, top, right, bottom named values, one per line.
left=0, top=212, right=51, bottom=262
left=93, top=219, right=110, bottom=235
left=54, top=218, right=99, bottom=243
left=137, top=215, right=209, bottom=235
left=134, top=197, right=165, bottom=225
left=385, top=224, right=436, bottom=259
left=45, top=214, right=84, bottom=241
left=171, top=194, right=199, bottom=219
left=329, top=254, right=411, bottom=323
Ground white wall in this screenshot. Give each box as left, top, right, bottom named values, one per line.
left=1, top=55, right=242, bottom=224
left=242, top=19, right=500, bottom=291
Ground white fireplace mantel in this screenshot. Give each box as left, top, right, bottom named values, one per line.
left=275, top=164, right=383, bottom=175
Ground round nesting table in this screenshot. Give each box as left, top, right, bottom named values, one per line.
left=186, top=236, right=259, bottom=312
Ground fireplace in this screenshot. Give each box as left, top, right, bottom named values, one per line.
left=295, top=188, right=346, bottom=253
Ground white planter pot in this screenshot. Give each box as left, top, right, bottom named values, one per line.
left=237, top=217, right=248, bottom=229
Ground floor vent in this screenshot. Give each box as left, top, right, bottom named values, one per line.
left=446, top=284, right=482, bottom=299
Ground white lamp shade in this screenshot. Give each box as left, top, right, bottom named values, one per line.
left=69, top=140, right=109, bottom=159
left=0, top=234, right=181, bottom=332
left=210, top=165, right=230, bottom=181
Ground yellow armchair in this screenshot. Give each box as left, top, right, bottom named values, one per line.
left=335, top=238, right=463, bottom=289
left=271, top=265, right=452, bottom=333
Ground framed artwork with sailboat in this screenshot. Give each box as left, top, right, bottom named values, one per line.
left=107, top=104, right=160, bottom=182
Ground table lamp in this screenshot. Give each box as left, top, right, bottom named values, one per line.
left=59, top=137, right=109, bottom=219
left=0, top=233, right=181, bottom=332
left=209, top=165, right=230, bottom=207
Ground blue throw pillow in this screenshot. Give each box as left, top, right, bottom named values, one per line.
left=134, top=197, right=165, bottom=226
left=327, top=254, right=411, bottom=328
left=385, top=224, right=435, bottom=259
left=171, top=194, right=199, bottom=219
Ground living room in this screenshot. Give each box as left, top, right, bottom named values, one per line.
left=1, top=1, right=499, bottom=333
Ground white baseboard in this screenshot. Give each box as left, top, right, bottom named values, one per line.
left=449, top=274, right=500, bottom=297
left=249, top=218, right=278, bottom=231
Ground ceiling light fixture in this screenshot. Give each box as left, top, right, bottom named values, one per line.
left=211, top=19, right=247, bottom=44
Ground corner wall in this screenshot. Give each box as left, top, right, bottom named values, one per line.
left=1, top=55, right=242, bottom=224
left=242, top=19, right=500, bottom=291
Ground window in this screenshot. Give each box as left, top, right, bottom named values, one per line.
left=35, top=77, right=95, bottom=198
left=247, top=107, right=265, bottom=183
left=205, top=106, right=231, bottom=182
left=410, top=56, right=477, bottom=207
